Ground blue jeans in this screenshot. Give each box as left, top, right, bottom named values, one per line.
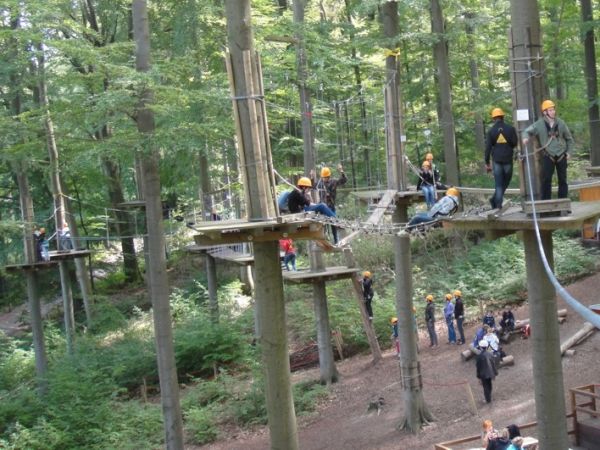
left=421, top=185, right=436, bottom=208
left=407, top=212, right=434, bottom=227
left=305, top=203, right=336, bottom=218
left=445, top=316, right=456, bottom=343
left=283, top=253, right=296, bottom=271
left=491, top=161, right=513, bottom=208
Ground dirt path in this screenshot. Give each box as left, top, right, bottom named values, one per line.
left=0, top=297, right=62, bottom=336
left=199, top=271, right=600, bottom=450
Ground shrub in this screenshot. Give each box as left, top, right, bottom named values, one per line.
left=185, top=406, right=219, bottom=445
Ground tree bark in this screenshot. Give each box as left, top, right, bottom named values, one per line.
left=394, top=231, right=433, bottom=432
left=430, top=0, right=459, bottom=187
left=205, top=253, right=219, bottom=322
left=464, top=12, right=486, bottom=157
left=523, top=230, right=568, bottom=449
left=132, top=1, right=184, bottom=448
left=224, top=1, right=298, bottom=448
left=509, top=0, right=546, bottom=199
left=580, top=0, right=600, bottom=166
left=382, top=1, right=407, bottom=190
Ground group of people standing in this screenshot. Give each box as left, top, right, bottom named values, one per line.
left=424, top=290, right=465, bottom=347
left=32, top=223, right=73, bottom=263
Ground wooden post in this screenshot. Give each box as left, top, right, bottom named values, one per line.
left=523, top=229, right=568, bottom=449
left=394, top=231, right=433, bottom=431
left=205, top=253, right=219, bottom=323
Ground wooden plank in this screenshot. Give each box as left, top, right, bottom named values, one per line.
left=282, top=266, right=359, bottom=284
left=522, top=198, right=571, bottom=216
left=194, top=226, right=324, bottom=246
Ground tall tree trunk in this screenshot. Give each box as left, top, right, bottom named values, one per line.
left=36, top=45, right=77, bottom=351
left=430, top=0, right=459, bottom=187
left=523, top=231, right=568, bottom=449
left=580, top=0, right=600, bottom=166
left=15, top=166, right=48, bottom=394
left=132, top=2, right=184, bottom=448
left=101, top=156, right=141, bottom=283
left=548, top=4, right=566, bottom=100
left=394, top=231, right=433, bottom=432
left=509, top=0, right=546, bottom=200
left=294, top=0, right=315, bottom=173
left=224, top=1, right=298, bottom=448
left=464, top=12, right=486, bottom=157
left=382, top=1, right=407, bottom=191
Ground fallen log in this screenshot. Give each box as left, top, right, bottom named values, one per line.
left=560, top=322, right=596, bottom=356
left=513, top=309, right=567, bottom=331
left=460, top=347, right=513, bottom=366
left=499, top=355, right=514, bottom=367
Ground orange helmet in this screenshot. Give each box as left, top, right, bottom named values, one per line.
left=320, top=167, right=331, bottom=178
left=541, top=100, right=555, bottom=112
left=391, top=317, right=398, bottom=324
left=297, top=177, right=312, bottom=187
left=425, top=153, right=434, bottom=161
left=453, top=290, right=462, bottom=297
left=426, top=294, right=433, bottom=302
left=491, top=108, right=504, bottom=118
left=446, top=187, right=459, bottom=197
left=363, top=271, right=371, bottom=278
left=445, top=293, right=453, bottom=300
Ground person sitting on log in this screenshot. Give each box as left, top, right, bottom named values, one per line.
left=483, top=309, right=497, bottom=330
left=470, top=324, right=489, bottom=355
left=499, top=305, right=515, bottom=336
left=406, top=187, right=460, bottom=229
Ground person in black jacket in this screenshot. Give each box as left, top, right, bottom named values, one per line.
left=453, top=290, right=465, bottom=344
left=425, top=294, right=438, bottom=347
left=361, top=271, right=374, bottom=319
left=476, top=340, right=499, bottom=403
left=485, top=108, right=518, bottom=209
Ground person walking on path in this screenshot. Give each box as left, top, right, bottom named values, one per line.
left=279, top=238, right=297, bottom=271
left=485, top=108, right=518, bottom=209
left=522, top=99, right=574, bottom=200
left=454, top=290, right=465, bottom=344
left=361, top=271, right=374, bottom=320
left=417, top=161, right=436, bottom=209
left=390, top=317, right=400, bottom=357
left=312, top=165, right=347, bottom=243
left=476, top=340, right=498, bottom=403
left=444, top=294, right=457, bottom=344
left=425, top=294, right=438, bottom=347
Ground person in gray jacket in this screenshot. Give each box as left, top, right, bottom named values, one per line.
left=522, top=99, right=574, bottom=200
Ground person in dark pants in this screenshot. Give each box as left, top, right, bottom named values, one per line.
left=485, top=108, right=518, bottom=209
left=425, top=294, right=438, bottom=348
left=287, top=177, right=336, bottom=218
left=522, top=99, right=574, bottom=200
left=453, top=290, right=465, bottom=344
left=313, top=165, right=347, bottom=244
left=361, top=271, right=374, bottom=319
left=476, top=340, right=498, bottom=403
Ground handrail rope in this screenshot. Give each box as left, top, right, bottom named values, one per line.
left=523, top=139, right=600, bottom=329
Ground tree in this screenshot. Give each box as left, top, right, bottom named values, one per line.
left=131, top=1, right=184, bottom=448
left=430, top=0, right=459, bottom=186
left=579, top=0, right=600, bottom=166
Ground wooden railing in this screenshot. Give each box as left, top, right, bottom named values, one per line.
left=570, top=383, right=600, bottom=447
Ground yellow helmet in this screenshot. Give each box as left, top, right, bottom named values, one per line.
left=297, top=177, right=312, bottom=187
left=491, top=108, right=504, bottom=118
left=453, top=290, right=462, bottom=297
left=445, top=293, right=453, bottom=300
left=39, top=227, right=46, bottom=233
left=426, top=294, right=433, bottom=301
left=425, top=152, right=434, bottom=161
left=422, top=161, right=431, bottom=168
left=363, top=271, right=371, bottom=278
left=541, top=100, right=555, bottom=112
left=320, top=167, right=331, bottom=178
left=446, top=187, right=459, bottom=197
left=391, top=317, right=398, bottom=324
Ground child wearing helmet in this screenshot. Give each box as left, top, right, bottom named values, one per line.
left=390, top=317, right=400, bottom=357
left=286, top=177, right=336, bottom=220
left=424, top=294, right=438, bottom=347
left=417, top=161, right=436, bottom=209
left=522, top=99, right=574, bottom=200
left=312, top=164, right=346, bottom=244
left=361, top=271, right=375, bottom=319
left=407, top=187, right=460, bottom=228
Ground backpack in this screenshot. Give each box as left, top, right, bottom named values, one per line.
left=278, top=190, right=292, bottom=213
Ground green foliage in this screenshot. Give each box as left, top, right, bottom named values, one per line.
left=293, top=380, right=328, bottom=416
left=184, top=406, right=219, bottom=445
left=0, top=348, right=36, bottom=391
left=87, top=297, right=128, bottom=334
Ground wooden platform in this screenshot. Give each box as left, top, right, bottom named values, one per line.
left=282, top=266, right=359, bottom=284
left=191, top=213, right=325, bottom=246
left=445, top=201, right=600, bottom=232
left=585, top=166, right=600, bottom=177
left=4, top=249, right=92, bottom=272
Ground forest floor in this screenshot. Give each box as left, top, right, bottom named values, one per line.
left=198, top=270, right=600, bottom=450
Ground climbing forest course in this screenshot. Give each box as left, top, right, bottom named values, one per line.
left=1, top=1, right=600, bottom=450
